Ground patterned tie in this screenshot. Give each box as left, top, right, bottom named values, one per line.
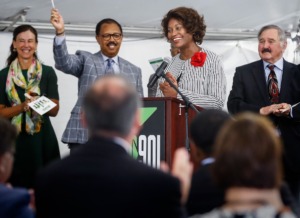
left=267, top=65, right=279, bottom=104
left=105, top=58, right=115, bottom=74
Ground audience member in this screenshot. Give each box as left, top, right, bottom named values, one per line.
left=156, top=7, right=226, bottom=109
left=50, top=9, right=144, bottom=152
left=227, top=24, right=300, bottom=201
left=186, top=109, right=231, bottom=216
left=0, top=24, right=60, bottom=189
left=35, top=75, right=192, bottom=218
left=191, top=113, right=297, bottom=218
left=0, top=117, right=35, bottom=218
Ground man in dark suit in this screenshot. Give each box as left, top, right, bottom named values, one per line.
left=186, top=109, right=230, bottom=216
left=227, top=24, right=300, bottom=201
left=50, top=9, right=144, bottom=152
left=35, top=75, right=192, bottom=218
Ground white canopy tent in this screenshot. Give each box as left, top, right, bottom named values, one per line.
left=1, top=0, right=300, bottom=156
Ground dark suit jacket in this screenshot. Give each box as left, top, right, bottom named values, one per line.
left=227, top=59, right=300, bottom=172
left=186, top=163, right=224, bottom=216
left=35, top=136, right=185, bottom=218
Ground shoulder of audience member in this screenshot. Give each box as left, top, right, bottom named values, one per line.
left=0, top=185, right=32, bottom=208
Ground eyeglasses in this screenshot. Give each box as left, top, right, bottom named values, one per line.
left=100, top=33, right=122, bottom=41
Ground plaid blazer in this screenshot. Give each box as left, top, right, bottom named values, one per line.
left=53, top=39, right=144, bottom=144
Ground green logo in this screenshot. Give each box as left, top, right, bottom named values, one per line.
left=131, top=107, right=157, bottom=158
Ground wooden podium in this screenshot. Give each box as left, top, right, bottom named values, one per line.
left=131, top=97, right=202, bottom=168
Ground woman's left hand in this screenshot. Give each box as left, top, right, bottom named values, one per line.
left=159, top=72, right=178, bottom=97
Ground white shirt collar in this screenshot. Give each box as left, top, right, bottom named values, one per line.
left=113, top=136, right=131, bottom=154
left=102, top=54, right=119, bottom=65
left=201, top=157, right=215, bottom=165
left=263, top=58, right=284, bottom=71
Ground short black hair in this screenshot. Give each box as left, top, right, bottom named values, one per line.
left=0, top=117, right=17, bottom=155
left=95, top=18, right=123, bottom=36
left=190, top=109, right=231, bottom=155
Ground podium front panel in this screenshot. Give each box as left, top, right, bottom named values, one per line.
left=131, top=97, right=201, bottom=169
left=131, top=100, right=166, bottom=168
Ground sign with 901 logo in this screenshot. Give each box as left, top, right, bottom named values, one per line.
left=131, top=101, right=165, bottom=169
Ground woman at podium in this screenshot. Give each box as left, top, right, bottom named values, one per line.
left=156, top=7, right=227, bottom=109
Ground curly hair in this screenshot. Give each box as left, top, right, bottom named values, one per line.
left=161, top=7, right=206, bottom=44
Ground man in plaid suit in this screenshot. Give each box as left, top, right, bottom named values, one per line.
left=50, top=9, right=144, bottom=153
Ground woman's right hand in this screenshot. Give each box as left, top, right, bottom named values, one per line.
left=22, top=99, right=30, bottom=112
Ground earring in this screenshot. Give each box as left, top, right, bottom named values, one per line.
left=13, top=48, right=17, bottom=52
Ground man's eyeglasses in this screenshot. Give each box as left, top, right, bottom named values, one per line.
left=100, top=33, right=122, bottom=41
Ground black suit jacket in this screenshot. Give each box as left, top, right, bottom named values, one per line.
left=186, top=163, right=224, bottom=216
left=35, top=136, right=185, bottom=218
left=228, top=59, right=300, bottom=172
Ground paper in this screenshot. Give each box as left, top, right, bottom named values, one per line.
left=28, top=96, right=57, bottom=115
left=148, top=57, right=163, bottom=72
left=51, top=0, right=55, bottom=8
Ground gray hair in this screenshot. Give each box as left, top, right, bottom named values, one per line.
left=83, top=75, right=141, bottom=137
left=257, top=25, right=287, bottom=44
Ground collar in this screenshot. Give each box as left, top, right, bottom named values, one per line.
left=102, top=54, right=119, bottom=65
left=112, top=136, right=131, bottom=154
left=263, top=58, right=284, bottom=71
left=201, top=157, right=215, bottom=165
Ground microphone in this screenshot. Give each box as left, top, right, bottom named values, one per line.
left=147, top=57, right=171, bottom=88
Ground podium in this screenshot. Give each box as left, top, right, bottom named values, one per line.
left=131, top=97, right=202, bottom=168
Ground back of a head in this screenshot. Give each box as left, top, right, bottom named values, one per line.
left=83, top=75, right=141, bottom=137
left=190, top=109, right=231, bottom=155
left=213, top=112, right=282, bottom=190
left=0, top=117, right=17, bottom=155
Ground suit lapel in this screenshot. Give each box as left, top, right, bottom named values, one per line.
left=92, top=51, right=106, bottom=76
left=252, top=60, right=270, bottom=104
left=118, top=57, right=130, bottom=75
left=279, top=60, right=292, bottom=102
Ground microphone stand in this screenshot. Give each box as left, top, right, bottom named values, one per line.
left=161, top=73, right=200, bottom=152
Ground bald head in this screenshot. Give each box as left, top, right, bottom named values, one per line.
left=83, top=75, right=141, bottom=137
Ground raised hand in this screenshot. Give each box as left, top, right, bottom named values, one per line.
left=50, top=8, right=65, bottom=34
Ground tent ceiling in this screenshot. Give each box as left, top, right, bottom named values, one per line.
left=1, top=0, right=300, bottom=40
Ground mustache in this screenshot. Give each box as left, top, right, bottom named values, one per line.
left=107, top=42, right=117, bottom=46
left=262, top=48, right=271, bottom=53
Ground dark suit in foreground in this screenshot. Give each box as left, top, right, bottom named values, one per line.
left=35, top=75, right=188, bottom=218
left=186, top=163, right=224, bottom=215
left=35, top=136, right=184, bottom=218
